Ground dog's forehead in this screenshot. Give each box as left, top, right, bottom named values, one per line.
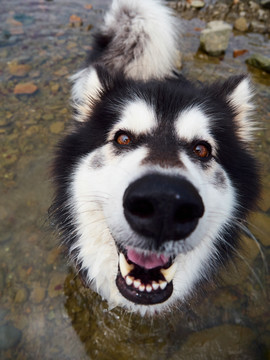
left=108, top=99, right=157, bottom=138
left=109, top=98, right=214, bottom=143
left=175, top=106, right=214, bottom=144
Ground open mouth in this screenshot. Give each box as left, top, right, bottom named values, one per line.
left=116, top=248, right=177, bottom=305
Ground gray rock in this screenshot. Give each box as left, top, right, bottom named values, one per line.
left=190, top=1, right=205, bottom=9
left=250, top=20, right=266, bottom=33
left=200, top=21, right=232, bottom=56
left=246, top=53, right=270, bottom=73
left=0, top=323, right=22, bottom=350
left=261, top=0, right=270, bottom=9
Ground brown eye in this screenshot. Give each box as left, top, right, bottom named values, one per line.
left=193, top=142, right=211, bottom=159
left=115, top=132, right=132, bottom=146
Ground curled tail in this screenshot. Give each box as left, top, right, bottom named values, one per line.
left=71, top=0, right=180, bottom=121
left=88, top=0, right=180, bottom=80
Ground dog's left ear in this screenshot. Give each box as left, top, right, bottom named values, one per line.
left=70, top=65, right=114, bottom=122
left=219, top=75, right=256, bottom=142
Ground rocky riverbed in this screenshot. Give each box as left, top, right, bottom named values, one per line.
left=0, top=0, right=269, bottom=359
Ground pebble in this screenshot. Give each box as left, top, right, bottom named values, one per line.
left=48, top=272, right=66, bottom=298
left=51, top=84, right=60, bottom=95
left=54, top=66, right=69, bottom=77
left=69, top=14, right=83, bottom=27
left=14, top=288, right=28, bottom=303
left=84, top=4, right=93, bottom=10
left=50, top=121, right=65, bottom=134
left=234, top=17, right=249, bottom=32
left=200, top=21, right=232, bottom=56
left=0, top=323, right=22, bottom=350
left=30, top=285, right=46, bottom=304
left=246, top=53, right=270, bottom=73
left=233, top=49, right=248, bottom=58
left=8, top=62, right=31, bottom=77
left=14, top=82, right=38, bottom=95
left=190, top=0, right=205, bottom=9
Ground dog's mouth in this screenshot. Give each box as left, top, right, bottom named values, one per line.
left=116, top=248, right=176, bottom=305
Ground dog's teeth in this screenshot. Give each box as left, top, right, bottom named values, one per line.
left=139, top=284, right=145, bottom=292
left=160, top=262, right=177, bottom=283
left=159, top=280, right=167, bottom=290
left=125, top=275, right=134, bottom=286
left=146, top=284, right=152, bottom=292
left=152, top=281, right=159, bottom=290
left=119, top=253, right=134, bottom=277
left=133, top=279, right=141, bottom=288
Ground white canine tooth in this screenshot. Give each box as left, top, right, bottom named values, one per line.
left=119, top=253, right=134, bottom=277
left=160, top=262, right=177, bottom=283
left=133, top=279, right=141, bottom=288
left=139, top=284, right=145, bottom=292
left=159, top=280, right=167, bottom=290
left=146, top=284, right=152, bottom=293
left=125, top=276, right=134, bottom=286
left=152, top=281, right=159, bottom=291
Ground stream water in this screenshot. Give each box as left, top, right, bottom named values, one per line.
left=0, top=0, right=269, bottom=359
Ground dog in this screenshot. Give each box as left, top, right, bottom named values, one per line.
left=50, top=0, right=260, bottom=315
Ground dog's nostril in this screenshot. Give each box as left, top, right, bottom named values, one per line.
left=174, top=204, right=203, bottom=224
left=127, top=198, right=155, bottom=218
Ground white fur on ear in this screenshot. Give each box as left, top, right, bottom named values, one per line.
left=227, top=77, right=257, bottom=142
left=70, top=67, right=103, bottom=122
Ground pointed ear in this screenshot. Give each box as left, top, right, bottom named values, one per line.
left=220, top=75, right=256, bottom=142
left=70, top=65, right=113, bottom=122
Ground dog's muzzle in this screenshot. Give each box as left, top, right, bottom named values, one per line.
left=115, top=174, right=204, bottom=306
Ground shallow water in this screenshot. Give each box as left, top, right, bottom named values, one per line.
left=0, top=1, right=270, bottom=359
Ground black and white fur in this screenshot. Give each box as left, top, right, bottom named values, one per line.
left=50, top=0, right=260, bottom=315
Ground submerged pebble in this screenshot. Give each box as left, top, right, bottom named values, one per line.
left=0, top=323, right=22, bottom=350
left=13, top=82, right=38, bottom=95
left=50, top=121, right=65, bottom=134
left=8, top=62, right=31, bottom=77
left=30, top=285, right=46, bottom=304
left=48, top=272, right=66, bottom=298
left=14, top=288, right=28, bottom=303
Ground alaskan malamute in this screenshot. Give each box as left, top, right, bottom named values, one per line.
left=50, top=0, right=260, bottom=315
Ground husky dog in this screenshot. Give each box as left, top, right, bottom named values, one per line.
left=50, top=0, right=260, bottom=315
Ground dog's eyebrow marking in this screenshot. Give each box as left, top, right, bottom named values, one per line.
left=110, top=100, right=157, bottom=138
left=175, top=107, right=215, bottom=148
left=89, top=149, right=105, bottom=169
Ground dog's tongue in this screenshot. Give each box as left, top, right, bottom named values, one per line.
left=127, top=248, right=169, bottom=269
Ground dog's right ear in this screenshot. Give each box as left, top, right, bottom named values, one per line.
left=70, top=65, right=113, bottom=122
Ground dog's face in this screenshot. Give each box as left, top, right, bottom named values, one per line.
left=52, top=67, right=259, bottom=314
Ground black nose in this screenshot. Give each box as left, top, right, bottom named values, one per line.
left=123, top=174, right=204, bottom=245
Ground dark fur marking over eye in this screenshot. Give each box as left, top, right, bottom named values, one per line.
left=90, top=151, right=105, bottom=169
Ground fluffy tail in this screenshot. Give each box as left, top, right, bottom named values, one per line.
left=88, top=0, right=180, bottom=80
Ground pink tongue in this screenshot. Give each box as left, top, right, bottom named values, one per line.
left=127, top=248, right=169, bottom=269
